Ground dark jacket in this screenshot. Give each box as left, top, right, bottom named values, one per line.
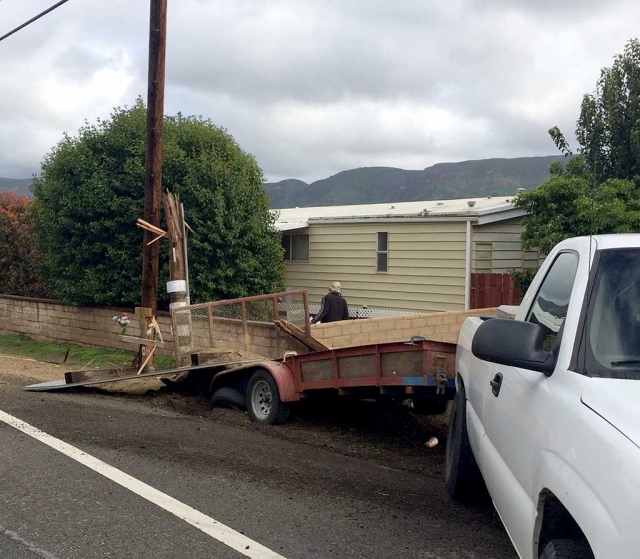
left=312, top=291, right=349, bottom=324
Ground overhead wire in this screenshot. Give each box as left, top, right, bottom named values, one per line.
left=0, top=0, right=69, bottom=43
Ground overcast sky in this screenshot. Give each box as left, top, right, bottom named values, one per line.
left=0, top=0, right=638, bottom=183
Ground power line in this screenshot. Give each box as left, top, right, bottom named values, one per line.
left=0, top=0, right=69, bottom=43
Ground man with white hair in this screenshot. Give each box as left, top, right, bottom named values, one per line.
left=311, top=281, right=349, bottom=324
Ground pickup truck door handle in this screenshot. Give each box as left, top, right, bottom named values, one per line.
left=490, top=373, right=503, bottom=397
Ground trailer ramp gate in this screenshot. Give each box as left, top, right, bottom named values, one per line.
left=171, top=290, right=313, bottom=367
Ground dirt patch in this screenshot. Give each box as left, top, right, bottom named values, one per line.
left=0, top=355, right=449, bottom=478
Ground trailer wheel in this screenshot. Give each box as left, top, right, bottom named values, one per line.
left=211, top=387, right=246, bottom=411
left=246, top=369, right=290, bottom=425
left=445, top=384, right=486, bottom=502
left=412, top=399, right=450, bottom=415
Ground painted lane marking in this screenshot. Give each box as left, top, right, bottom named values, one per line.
left=0, top=410, right=286, bottom=559
left=0, top=523, right=60, bottom=559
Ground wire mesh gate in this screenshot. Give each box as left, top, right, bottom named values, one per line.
left=171, top=290, right=311, bottom=366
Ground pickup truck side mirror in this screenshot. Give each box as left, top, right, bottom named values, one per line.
left=471, top=318, right=555, bottom=375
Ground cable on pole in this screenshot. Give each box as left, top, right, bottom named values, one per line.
left=0, top=0, right=69, bottom=43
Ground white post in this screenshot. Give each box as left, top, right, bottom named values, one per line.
left=464, top=220, right=472, bottom=310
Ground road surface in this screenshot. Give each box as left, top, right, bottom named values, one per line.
left=0, top=359, right=516, bottom=559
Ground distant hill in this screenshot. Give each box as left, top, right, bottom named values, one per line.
left=0, top=177, right=32, bottom=197
left=265, top=155, right=566, bottom=208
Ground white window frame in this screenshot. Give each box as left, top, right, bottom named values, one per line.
left=376, top=232, right=388, bottom=273
left=282, top=234, right=310, bottom=262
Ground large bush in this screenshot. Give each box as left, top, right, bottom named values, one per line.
left=0, top=192, right=52, bottom=298
left=32, top=99, right=284, bottom=307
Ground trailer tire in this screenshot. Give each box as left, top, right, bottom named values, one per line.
left=412, top=399, right=450, bottom=416
left=211, top=387, right=246, bottom=411
left=246, top=369, right=290, bottom=425
left=540, top=539, right=594, bottom=559
left=445, top=384, right=486, bottom=502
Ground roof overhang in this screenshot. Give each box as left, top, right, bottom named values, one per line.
left=476, top=208, right=527, bottom=226
left=307, top=215, right=480, bottom=225
left=274, top=221, right=309, bottom=232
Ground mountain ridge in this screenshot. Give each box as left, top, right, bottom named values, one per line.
left=0, top=177, right=32, bottom=197
left=265, top=155, right=565, bottom=208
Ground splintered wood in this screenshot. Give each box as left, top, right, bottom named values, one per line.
left=274, top=320, right=329, bottom=352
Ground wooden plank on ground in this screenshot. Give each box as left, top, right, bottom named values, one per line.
left=119, top=335, right=167, bottom=348
left=64, top=367, right=136, bottom=385
left=274, top=320, right=329, bottom=352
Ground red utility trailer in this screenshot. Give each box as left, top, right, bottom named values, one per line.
left=210, top=338, right=457, bottom=424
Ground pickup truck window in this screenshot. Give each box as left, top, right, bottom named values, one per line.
left=526, top=252, right=579, bottom=351
left=586, top=248, right=640, bottom=379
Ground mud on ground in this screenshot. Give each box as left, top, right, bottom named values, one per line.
left=0, top=355, right=450, bottom=479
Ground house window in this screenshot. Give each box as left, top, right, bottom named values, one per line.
left=282, top=234, right=309, bottom=261
left=377, top=232, right=388, bottom=272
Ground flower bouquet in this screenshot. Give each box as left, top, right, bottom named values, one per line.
left=113, top=312, right=131, bottom=335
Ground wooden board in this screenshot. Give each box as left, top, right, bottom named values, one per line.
left=380, top=351, right=422, bottom=377
left=300, top=359, right=333, bottom=383
left=274, top=320, right=328, bottom=352
left=119, top=335, right=167, bottom=348
left=65, top=367, right=136, bottom=384
left=26, top=359, right=267, bottom=392
left=337, top=354, right=375, bottom=380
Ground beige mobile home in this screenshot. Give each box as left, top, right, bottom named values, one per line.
left=274, top=197, right=536, bottom=314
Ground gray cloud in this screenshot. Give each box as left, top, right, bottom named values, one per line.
left=0, top=0, right=637, bottom=183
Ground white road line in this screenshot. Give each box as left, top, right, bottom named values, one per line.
left=0, top=410, right=286, bottom=559
left=0, top=523, right=60, bottom=559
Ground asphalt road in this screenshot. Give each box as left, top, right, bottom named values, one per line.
left=0, top=380, right=517, bottom=559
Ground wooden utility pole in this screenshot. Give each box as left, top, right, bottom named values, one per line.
left=163, top=190, right=188, bottom=309
left=140, top=0, right=168, bottom=366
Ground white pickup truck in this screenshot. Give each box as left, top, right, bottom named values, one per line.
left=447, top=235, right=640, bottom=559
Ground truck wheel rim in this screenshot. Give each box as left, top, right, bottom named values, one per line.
left=251, top=380, right=272, bottom=421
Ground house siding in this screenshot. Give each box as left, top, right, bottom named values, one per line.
left=283, top=222, right=468, bottom=313
left=472, top=217, right=538, bottom=273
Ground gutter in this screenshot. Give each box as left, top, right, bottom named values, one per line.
left=307, top=216, right=481, bottom=225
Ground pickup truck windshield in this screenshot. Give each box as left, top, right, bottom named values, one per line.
left=586, top=248, right=640, bottom=378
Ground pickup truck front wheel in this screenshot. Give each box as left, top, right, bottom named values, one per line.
left=445, top=384, right=485, bottom=502
left=540, top=539, right=594, bottom=559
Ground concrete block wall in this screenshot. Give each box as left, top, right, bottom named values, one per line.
left=311, top=307, right=497, bottom=348
left=0, top=295, right=174, bottom=356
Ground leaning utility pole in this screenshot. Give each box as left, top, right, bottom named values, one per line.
left=140, top=0, right=168, bottom=366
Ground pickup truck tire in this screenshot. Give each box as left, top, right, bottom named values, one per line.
left=247, top=369, right=290, bottom=425
left=445, top=384, right=485, bottom=501
left=540, top=539, right=594, bottom=559
left=210, top=387, right=246, bottom=411
left=412, top=399, right=450, bottom=416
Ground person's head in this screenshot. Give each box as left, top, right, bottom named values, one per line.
left=329, top=281, right=341, bottom=293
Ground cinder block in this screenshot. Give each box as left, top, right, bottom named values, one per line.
left=342, top=322, right=361, bottom=335
left=401, top=328, right=416, bottom=339
left=378, top=320, right=397, bottom=332
left=369, top=331, right=391, bottom=343
left=411, top=318, right=428, bottom=328
left=427, top=316, right=443, bottom=326
left=360, top=321, right=379, bottom=333
left=442, top=332, right=458, bottom=343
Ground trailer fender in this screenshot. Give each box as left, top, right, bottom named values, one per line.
left=256, top=361, right=299, bottom=403
left=211, top=361, right=300, bottom=403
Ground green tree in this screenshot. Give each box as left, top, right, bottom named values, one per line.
left=516, top=38, right=640, bottom=255
left=551, top=38, right=640, bottom=183
left=32, top=99, right=284, bottom=307
left=514, top=172, right=640, bottom=255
